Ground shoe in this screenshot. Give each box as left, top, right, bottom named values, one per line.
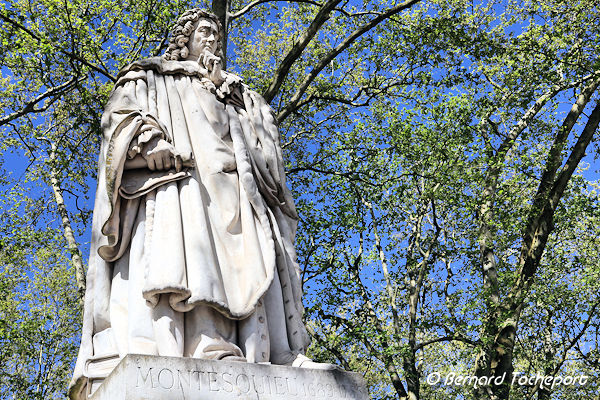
left=291, top=354, right=341, bottom=370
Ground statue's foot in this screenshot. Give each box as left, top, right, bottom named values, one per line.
left=194, top=339, right=246, bottom=362
left=220, top=355, right=247, bottom=362
left=291, top=354, right=342, bottom=371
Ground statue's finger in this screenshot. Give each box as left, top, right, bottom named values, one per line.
left=163, top=154, right=172, bottom=170
left=174, top=155, right=182, bottom=172
left=154, top=154, right=164, bottom=170
left=147, top=157, right=156, bottom=171
left=140, top=124, right=153, bottom=133
left=208, top=55, right=217, bottom=69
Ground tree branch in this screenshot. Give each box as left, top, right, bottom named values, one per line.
left=495, top=73, right=598, bottom=163
left=304, top=324, right=351, bottom=370
left=415, top=334, right=479, bottom=351
left=0, top=77, right=80, bottom=126
left=525, top=301, right=600, bottom=400
left=0, top=13, right=42, bottom=40
left=229, top=0, right=321, bottom=19
left=262, top=0, right=342, bottom=103
left=517, top=75, right=600, bottom=288
left=483, top=78, right=600, bottom=399
left=361, top=195, right=400, bottom=336
left=344, top=243, right=409, bottom=399
left=0, top=12, right=116, bottom=82
left=276, top=0, right=423, bottom=121
left=40, top=138, right=87, bottom=306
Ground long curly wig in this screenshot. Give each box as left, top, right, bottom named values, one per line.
left=163, top=9, right=224, bottom=61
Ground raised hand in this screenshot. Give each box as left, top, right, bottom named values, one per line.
left=200, top=50, right=224, bottom=85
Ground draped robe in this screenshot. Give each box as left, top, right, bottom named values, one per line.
left=69, top=57, right=310, bottom=399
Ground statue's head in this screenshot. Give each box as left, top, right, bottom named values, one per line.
left=163, top=9, right=224, bottom=62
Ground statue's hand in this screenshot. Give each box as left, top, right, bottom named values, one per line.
left=142, top=138, right=182, bottom=172
left=200, top=51, right=225, bottom=86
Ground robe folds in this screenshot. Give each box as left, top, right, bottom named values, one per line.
left=69, top=57, right=310, bottom=398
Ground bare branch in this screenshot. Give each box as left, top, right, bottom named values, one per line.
left=230, top=0, right=321, bottom=19
left=415, top=334, right=479, bottom=351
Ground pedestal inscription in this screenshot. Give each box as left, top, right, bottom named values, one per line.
left=89, top=355, right=369, bottom=400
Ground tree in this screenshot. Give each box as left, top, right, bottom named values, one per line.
left=291, top=1, right=600, bottom=399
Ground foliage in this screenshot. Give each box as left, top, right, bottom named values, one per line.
left=0, top=218, right=81, bottom=398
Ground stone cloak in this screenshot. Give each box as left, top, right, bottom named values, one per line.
left=70, top=57, right=310, bottom=398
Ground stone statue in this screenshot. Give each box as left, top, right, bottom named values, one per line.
left=69, top=9, right=333, bottom=399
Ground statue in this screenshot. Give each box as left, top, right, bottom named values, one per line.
left=69, top=9, right=334, bottom=399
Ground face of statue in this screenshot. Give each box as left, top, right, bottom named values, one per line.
left=186, top=18, right=219, bottom=60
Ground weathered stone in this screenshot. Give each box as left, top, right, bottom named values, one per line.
left=89, top=354, right=369, bottom=400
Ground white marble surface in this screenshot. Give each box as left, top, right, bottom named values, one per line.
left=89, top=354, right=369, bottom=400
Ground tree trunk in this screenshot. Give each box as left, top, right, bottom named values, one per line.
left=487, top=94, right=600, bottom=400
left=490, top=321, right=517, bottom=399
left=49, top=143, right=86, bottom=307
left=537, top=312, right=555, bottom=400
left=212, top=0, right=230, bottom=68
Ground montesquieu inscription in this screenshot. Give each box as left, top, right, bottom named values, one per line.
left=88, top=355, right=368, bottom=400
left=135, top=366, right=354, bottom=397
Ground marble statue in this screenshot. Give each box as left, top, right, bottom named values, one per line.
left=69, top=9, right=333, bottom=399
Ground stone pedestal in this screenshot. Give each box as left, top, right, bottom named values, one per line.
left=88, top=354, right=369, bottom=400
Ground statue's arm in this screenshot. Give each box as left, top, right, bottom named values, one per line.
left=122, top=115, right=181, bottom=172
left=102, top=76, right=180, bottom=173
